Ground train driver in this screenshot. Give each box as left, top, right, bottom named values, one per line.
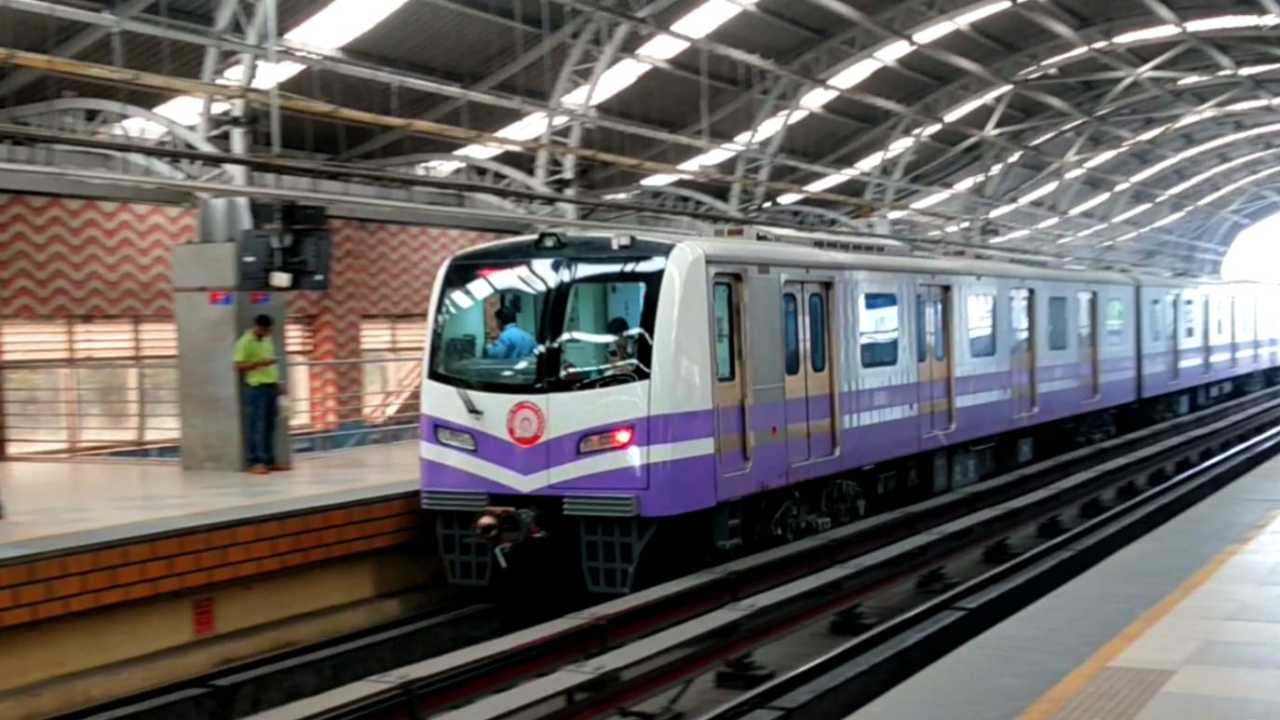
left=486, top=305, right=537, bottom=359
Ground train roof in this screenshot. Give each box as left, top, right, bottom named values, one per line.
left=455, top=230, right=1269, bottom=289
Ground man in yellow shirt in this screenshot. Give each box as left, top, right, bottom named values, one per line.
left=233, top=314, right=286, bottom=474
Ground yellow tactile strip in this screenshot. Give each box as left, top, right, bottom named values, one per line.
left=1018, top=512, right=1277, bottom=720
left=1048, top=666, right=1176, bottom=720
left=0, top=495, right=421, bottom=629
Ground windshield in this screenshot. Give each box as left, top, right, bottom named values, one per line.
left=429, top=255, right=666, bottom=393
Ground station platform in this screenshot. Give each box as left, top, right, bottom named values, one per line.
left=852, top=450, right=1280, bottom=720
left=0, top=442, right=421, bottom=629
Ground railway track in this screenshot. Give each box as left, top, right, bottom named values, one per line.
left=220, top=387, right=1280, bottom=720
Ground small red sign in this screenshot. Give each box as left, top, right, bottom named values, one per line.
left=249, top=291, right=270, bottom=305
left=208, top=291, right=233, bottom=306
left=193, top=596, right=216, bottom=637
left=506, top=401, right=546, bottom=447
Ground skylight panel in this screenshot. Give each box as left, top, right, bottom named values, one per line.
left=776, top=192, right=807, bottom=205
left=1183, top=15, right=1263, bottom=33
left=669, top=0, right=747, bottom=40
left=676, top=146, right=740, bottom=171
left=1018, top=180, right=1060, bottom=204
left=151, top=96, right=230, bottom=126
left=640, top=174, right=684, bottom=187
left=1037, top=217, right=1061, bottom=229
left=635, top=34, right=690, bottom=61
left=799, top=87, right=841, bottom=110
left=873, top=40, right=915, bottom=63
left=913, top=21, right=958, bottom=45
left=453, top=144, right=507, bottom=160
left=1148, top=210, right=1187, bottom=229
left=942, top=85, right=1012, bottom=124
left=911, top=191, right=953, bottom=210
left=1069, top=192, right=1111, bottom=215
left=1112, top=203, right=1153, bottom=222
left=1113, top=24, right=1181, bottom=44
left=560, top=59, right=652, bottom=108
left=989, top=203, right=1019, bottom=219
left=804, top=174, right=849, bottom=193
left=828, top=58, right=884, bottom=89
left=989, top=229, right=1030, bottom=244
left=493, top=112, right=569, bottom=142
left=953, top=1, right=1013, bottom=26
left=284, top=0, right=409, bottom=50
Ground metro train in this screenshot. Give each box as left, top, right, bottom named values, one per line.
left=419, top=227, right=1280, bottom=594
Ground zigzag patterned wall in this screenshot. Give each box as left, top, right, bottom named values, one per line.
left=0, top=193, right=496, bottom=429
left=0, top=194, right=196, bottom=317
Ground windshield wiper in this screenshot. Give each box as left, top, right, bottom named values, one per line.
left=456, top=386, right=483, bottom=418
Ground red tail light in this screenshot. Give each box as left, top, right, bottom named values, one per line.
left=578, top=425, right=635, bottom=454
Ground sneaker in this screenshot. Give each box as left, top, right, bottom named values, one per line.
left=248, top=464, right=270, bottom=475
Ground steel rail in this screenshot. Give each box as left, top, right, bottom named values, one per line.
left=241, top=385, right=1280, bottom=720
left=698, top=420, right=1280, bottom=720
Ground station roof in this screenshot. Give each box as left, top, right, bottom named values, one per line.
left=2, top=0, right=1279, bottom=275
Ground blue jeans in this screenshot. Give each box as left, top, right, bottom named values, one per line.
left=245, top=384, right=278, bottom=467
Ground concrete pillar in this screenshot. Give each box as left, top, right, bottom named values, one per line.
left=172, top=198, right=292, bottom=471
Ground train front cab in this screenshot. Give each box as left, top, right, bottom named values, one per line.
left=420, top=233, right=696, bottom=594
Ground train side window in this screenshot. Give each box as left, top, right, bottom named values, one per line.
left=713, top=282, right=735, bottom=382
left=1149, top=299, right=1162, bottom=343
left=1184, top=298, right=1196, bottom=339
left=783, top=293, right=800, bottom=376
left=967, top=293, right=996, bottom=358
left=809, top=292, right=827, bottom=372
left=1048, top=296, right=1068, bottom=350
left=860, top=292, right=900, bottom=369
left=1105, top=298, right=1125, bottom=346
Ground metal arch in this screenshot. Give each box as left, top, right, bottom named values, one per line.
left=774, top=3, right=1269, bottom=202
left=617, top=185, right=743, bottom=218
left=390, top=153, right=558, bottom=195
left=0, top=98, right=234, bottom=180
left=753, top=203, right=869, bottom=231
left=0, top=99, right=220, bottom=153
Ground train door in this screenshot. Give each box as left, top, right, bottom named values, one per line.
left=1010, top=288, right=1037, bottom=416
left=1171, top=293, right=1182, bottom=381
left=917, top=285, right=954, bottom=435
left=782, top=281, right=836, bottom=463
left=1077, top=291, right=1099, bottom=399
left=711, top=275, right=749, bottom=477
left=804, top=285, right=836, bottom=458
left=782, top=284, right=807, bottom=463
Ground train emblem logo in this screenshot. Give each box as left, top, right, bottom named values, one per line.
left=507, top=402, right=546, bottom=447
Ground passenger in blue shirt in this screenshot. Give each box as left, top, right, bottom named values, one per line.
left=486, top=306, right=537, bottom=359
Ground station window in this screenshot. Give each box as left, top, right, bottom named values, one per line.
left=809, top=292, right=827, bottom=373
left=783, top=293, right=800, bottom=376
left=860, top=293, right=899, bottom=369
left=360, top=316, right=425, bottom=424
left=967, top=293, right=996, bottom=358
left=713, top=282, right=736, bottom=382
left=1048, top=296, right=1068, bottom=350
left=0, top=317, right=311, bottom=456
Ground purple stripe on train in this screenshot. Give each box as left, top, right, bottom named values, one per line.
left=422, top=410, right=715, bottom=475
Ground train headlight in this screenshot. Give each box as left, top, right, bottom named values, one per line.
left=578, top=425, right=635, bottom=454
left=435, top=426, right=477, bottom=452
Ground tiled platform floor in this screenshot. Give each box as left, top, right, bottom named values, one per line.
left=0, top=442, right=418, bottom=560
left=852, top=451, right=1280, bottom=720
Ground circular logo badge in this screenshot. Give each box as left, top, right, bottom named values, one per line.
left=506, top=401, right=546, bottom=448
